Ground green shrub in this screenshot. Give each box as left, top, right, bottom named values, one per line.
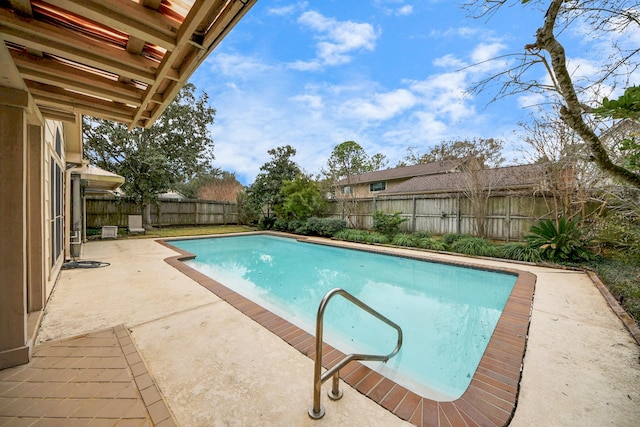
left=416, top=237, right=447, bottom=251
left=391, top=232, right=418, bottom=247
left=334, top=229, right=368, bottom=243
left=450, top=236, right=497, bottom=257
left=273, top=219, right=289, bottom=231
left=373, top=211, right=408, bottom=235
left=258, top=216, right=276, bottom=230
left=443, top=233, right=472, bottom=245
left=589, top=257, right=640, bottom=324
left=306, top=217, right=347, bottom=237
left=414, top=231, right=433, bottom=239
left=498, top=243, right=542, bottom=263
left=365, top=232, right=390, bottom=245
left=291, top=220, right=310, bottom=235
left=591, top=214, right=640, bottom=256
left=527, top=216, right=591, bottom=262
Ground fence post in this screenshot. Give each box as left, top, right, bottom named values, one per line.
left=456, top=193, right=461, bottom=234
left=506, top=196, right=512, bottom=243
left=223, top=202, right=227, bottom=225
left=411, top=196, right=416, bottom=232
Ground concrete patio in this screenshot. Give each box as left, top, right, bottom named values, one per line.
left=1, top=236, right=639, bottom=426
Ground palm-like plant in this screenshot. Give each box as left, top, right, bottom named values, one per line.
left=527, top=216, right=591, bottom=262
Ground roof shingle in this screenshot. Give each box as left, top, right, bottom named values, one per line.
left=379, top=164, right=545, bottom=195
left=335, top=159, right=461, bottom=186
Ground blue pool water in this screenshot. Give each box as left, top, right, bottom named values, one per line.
left=171, top=235, right=517, bottom=400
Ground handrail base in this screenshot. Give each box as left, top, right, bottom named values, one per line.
left=328, top=388, right=343, bottom=400
left=308, top=405, right=325, bottom=419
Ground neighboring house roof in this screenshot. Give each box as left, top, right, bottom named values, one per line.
left=600, top=119, right=640, bottom=143
left=335, top=159, right=461, bottom=186
left=379, top=164, right=546, bottom=195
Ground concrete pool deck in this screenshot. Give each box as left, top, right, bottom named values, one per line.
left=3, top=235, right=639, bottom=426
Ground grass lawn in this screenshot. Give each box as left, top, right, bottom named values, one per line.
left=126, top=225, right=254, bottom=238
left=87, top=224, right=254, bottom=240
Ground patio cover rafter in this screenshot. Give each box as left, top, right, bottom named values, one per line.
left=0, top=0, right=258, bottom=129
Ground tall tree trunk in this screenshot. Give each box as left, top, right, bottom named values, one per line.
left=527, top=0, right=640, bottom=189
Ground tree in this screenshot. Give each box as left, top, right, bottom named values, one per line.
left=83, top=83, right=215, bottom=224
left=176, top=170, right=243, bottom=202
left=595, top=87, right=640, bottom=173
left=402, top=138, right=505, bottom=238
left=401, top=138, right=505, bottom=168
left=322, top=141, right=387, bottom=227
left=275, top=176, right=326, bottom=221
left=519, top=108, right=602, bottom=219
left=244, top=145, right=302, bottom=226
left=464, top=0, right=640, bottom=189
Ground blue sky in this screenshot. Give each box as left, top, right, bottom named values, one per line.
left=188, top=1, right=632, bottom=185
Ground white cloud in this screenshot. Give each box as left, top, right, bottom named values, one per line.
left=340, top=89, right=417, bottom=121
left=290, top=94, right=324, bottom=110
left=396, top=5, right=414, bottom=16
left=517, top=92, right=546, bottom=110
left=469, top=42, right=508, bottom=73
left=267, top=2, right=307, bottom=17
left=433, top=54, right=467, bottom=69
left=288, top=59, right=322, bottom=71
left=207, top=53, right=273, bottom=79
left=373, top=0, right=414, bottom=16
left=293, top=11, right=378, bottom=68
left=430, top=27, right=482, bottom=39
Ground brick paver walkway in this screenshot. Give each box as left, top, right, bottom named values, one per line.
left=0, top=325, right=176, bottom=426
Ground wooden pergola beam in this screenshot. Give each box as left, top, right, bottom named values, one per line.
left=12, top=50, right=145, bottom=106
left=0, top=8, right=158, bottom=84
left=27, top=81, right=136, bottom=123
left=0, top=0, right=257, bottom=128
left=44, top=0, right=177, bottom=51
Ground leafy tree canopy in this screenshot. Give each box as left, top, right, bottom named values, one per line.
left=322, top=141, right=387, bottom=183
left=595, top=87, right=640, bottom=121
left=83, top=83, right=215, bottom=205
left=275, top=176, right=326, bottom=221
left=401, top=138, right=505, bottom=168
left=245, top=145, right=302, bottom=216
left=595, top=87, right=640, bottom=173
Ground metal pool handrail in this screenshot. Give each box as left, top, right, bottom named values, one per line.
left=308, top=288, right=403, bottom=420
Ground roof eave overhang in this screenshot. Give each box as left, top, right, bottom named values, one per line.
left=0, top=0, right=258, bottom=129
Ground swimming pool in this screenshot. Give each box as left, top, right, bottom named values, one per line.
left=169, top=234, right=517, bottom=401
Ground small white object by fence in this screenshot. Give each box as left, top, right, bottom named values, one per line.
left=101, top=226, right=118, bottom=239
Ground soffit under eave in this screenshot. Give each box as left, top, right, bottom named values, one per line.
left=0, top=0, right=258, bottom=130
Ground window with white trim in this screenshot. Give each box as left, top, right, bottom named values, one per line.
left=369, top=181, right=386, bottom=192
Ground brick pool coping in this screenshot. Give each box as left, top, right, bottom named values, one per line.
left=159, top=233, right=536, bottom=427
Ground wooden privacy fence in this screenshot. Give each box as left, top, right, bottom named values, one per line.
left=326, top=193, right=554, bottom=241
left=86, top=197, right=238, bottom=228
